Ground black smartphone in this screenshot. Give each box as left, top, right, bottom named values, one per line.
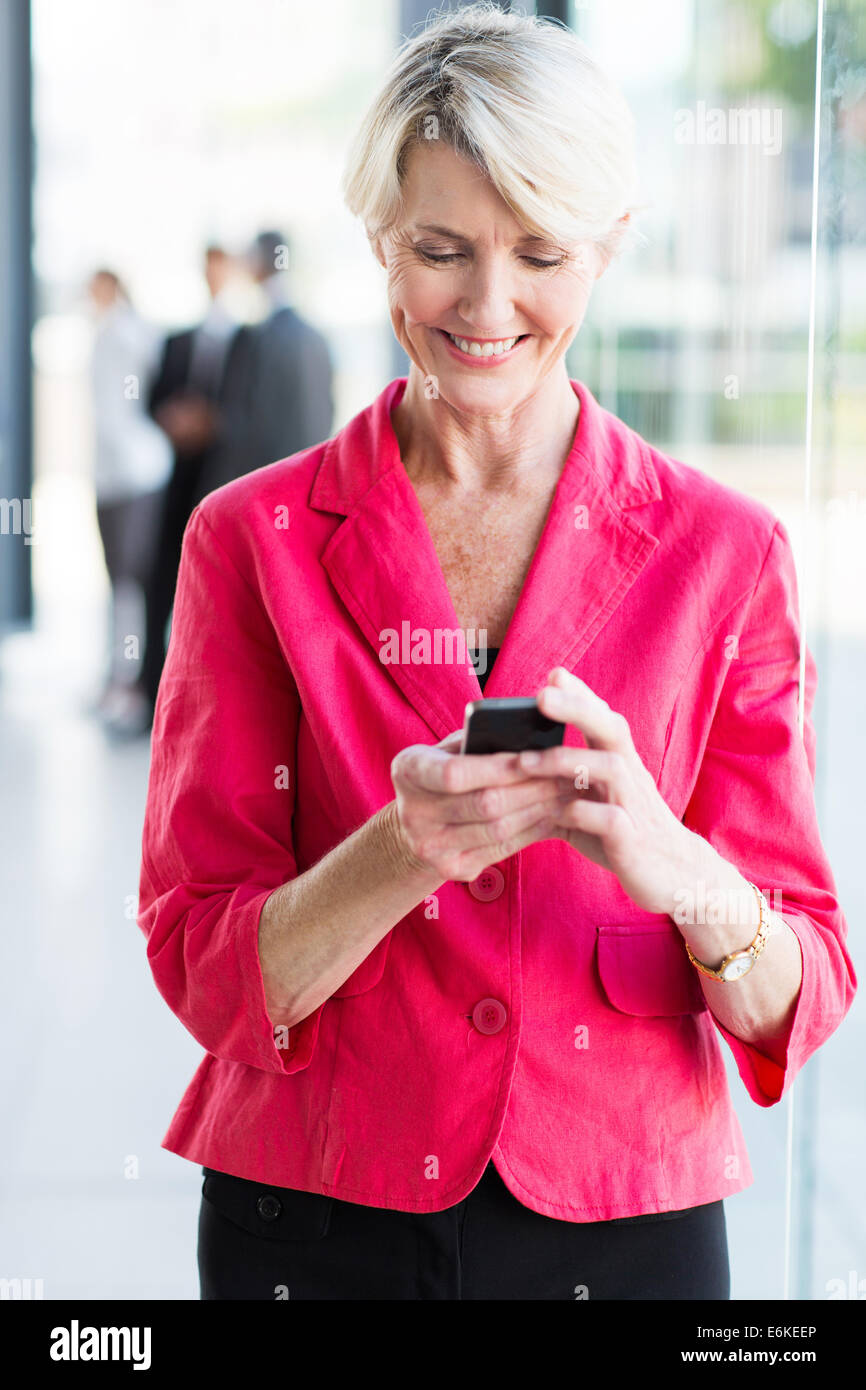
left=460, top=697, right=566, bottom=755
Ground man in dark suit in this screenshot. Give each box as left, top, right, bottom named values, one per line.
left=198, top=229, right=334, bottom=494
left=136, top=244, right=252, bottom=715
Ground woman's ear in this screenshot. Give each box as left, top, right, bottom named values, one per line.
left=595, top=212, right=631, bottom=277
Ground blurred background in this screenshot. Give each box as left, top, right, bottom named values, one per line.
left=0, top=0, right=863, bottom=1299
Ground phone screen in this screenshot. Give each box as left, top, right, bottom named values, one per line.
left=460, top=697, right=565, bottom=755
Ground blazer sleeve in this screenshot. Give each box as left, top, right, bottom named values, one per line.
left=680, top=518, right=856, bottom=1106
left=136, top=504, right=324, bottom=1075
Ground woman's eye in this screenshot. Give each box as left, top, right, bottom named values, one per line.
left=417, top=247, right=563, bottom=270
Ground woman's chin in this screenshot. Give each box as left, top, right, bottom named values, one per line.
left=433, top=377, right=530, bottom=418
left=414, top=353, right=535, bottom=409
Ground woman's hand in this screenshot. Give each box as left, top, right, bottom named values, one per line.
left=518, top=666, right=701, bottom=916
left=390, top=730, right=576, bottom=884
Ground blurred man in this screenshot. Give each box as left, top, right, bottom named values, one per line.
left=136, top=245, right=249, bottom=718
left=198, top=229, right=334, bottom=494
left=87, top=269, right=172, bottom=736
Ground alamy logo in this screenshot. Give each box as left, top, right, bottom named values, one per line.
left=674, top=101, right=783, bottom=155
left=0, top=1277, right=43, bottom=1299
left=0, top=497, right=37, bottom=544
left=49, top=1320, right=152, bottom=1371
left=378, top=622, right=489, bottom=674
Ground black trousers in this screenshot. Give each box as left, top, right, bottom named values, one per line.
left=95, top=490, right=165, bottom=688
left=137, top=450, right=207, bottom=709
left=198, top=1160, right=730, bottom=1301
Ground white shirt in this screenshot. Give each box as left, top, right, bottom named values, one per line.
left=90, top=301, right=173, bottom=502
left=261, top=270, right=293, bottom=312
left=186, top=293, right=239, bottom=397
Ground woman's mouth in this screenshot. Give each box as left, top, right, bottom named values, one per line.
left=434, top=327, right=530, bottom=365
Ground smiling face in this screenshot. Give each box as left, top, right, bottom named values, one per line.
left=374, top=140, right=609, bottom=416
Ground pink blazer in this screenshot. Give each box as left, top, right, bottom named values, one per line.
left=137, top=376, right=856, bottom=1220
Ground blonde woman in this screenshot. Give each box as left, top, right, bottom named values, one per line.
left=138, top=3, right=855, bottom=1301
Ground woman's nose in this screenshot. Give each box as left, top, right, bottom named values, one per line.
left=457, top=261, right=516, bottom=334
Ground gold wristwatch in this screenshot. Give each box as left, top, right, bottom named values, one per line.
left=684, top=881, right=770, bottom=982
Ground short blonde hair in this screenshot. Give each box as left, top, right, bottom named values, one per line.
left=342, top=1, right=648, bottom=262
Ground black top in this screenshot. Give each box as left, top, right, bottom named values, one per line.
left=474, top=648, right=499, bottom=692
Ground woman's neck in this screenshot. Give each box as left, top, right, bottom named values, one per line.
left=391, top=367, right=580, bottom=497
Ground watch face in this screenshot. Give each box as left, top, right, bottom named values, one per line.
left=722, top=954, right=754, bottom=981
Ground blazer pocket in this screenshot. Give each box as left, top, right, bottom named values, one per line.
left=201, top=1169, right=333, bottom=1241
left=596, top=922, right=708, bottom=1017
left=330, top=931, right=392, bottom=999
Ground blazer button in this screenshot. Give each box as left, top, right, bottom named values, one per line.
left=472, top=998, right=507, bottom=1035
left=467, top=866, right=505, bottom=901
left=256, top=1193, right=282, bottom=1222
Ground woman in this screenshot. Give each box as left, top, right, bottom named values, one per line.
left=137, top=4, right=855, bottom=1300
left=88, top=268, right=172, bottom=736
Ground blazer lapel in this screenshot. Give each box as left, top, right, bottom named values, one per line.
left=313, top=379, right=479, bottom=740
left=311, top=377, right=661, bottom=743
left=482, top=379, right=662, bottom=703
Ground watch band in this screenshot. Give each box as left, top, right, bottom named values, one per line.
left=684, top=881, right=770, bottom=982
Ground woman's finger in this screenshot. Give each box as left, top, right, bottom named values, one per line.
left=555, top=795, right=629, bottom=839
left=447, top=800, right=568, bottom=879
left=394, top=743, right=527, bottom=795
left=536, top=667, right=633, bottom=753
left=422, top=791, right=575, bottom=861
left=438, top=774, right=573, bottom=825
left=516, top=744, right=627, bottom=799
left=436, top=729, right=464, bottom=753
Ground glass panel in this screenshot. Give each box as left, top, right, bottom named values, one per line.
left=567, top=0, right=865, bottom=1299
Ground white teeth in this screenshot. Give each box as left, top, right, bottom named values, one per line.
left=447, top=333, right=520, bottom=356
